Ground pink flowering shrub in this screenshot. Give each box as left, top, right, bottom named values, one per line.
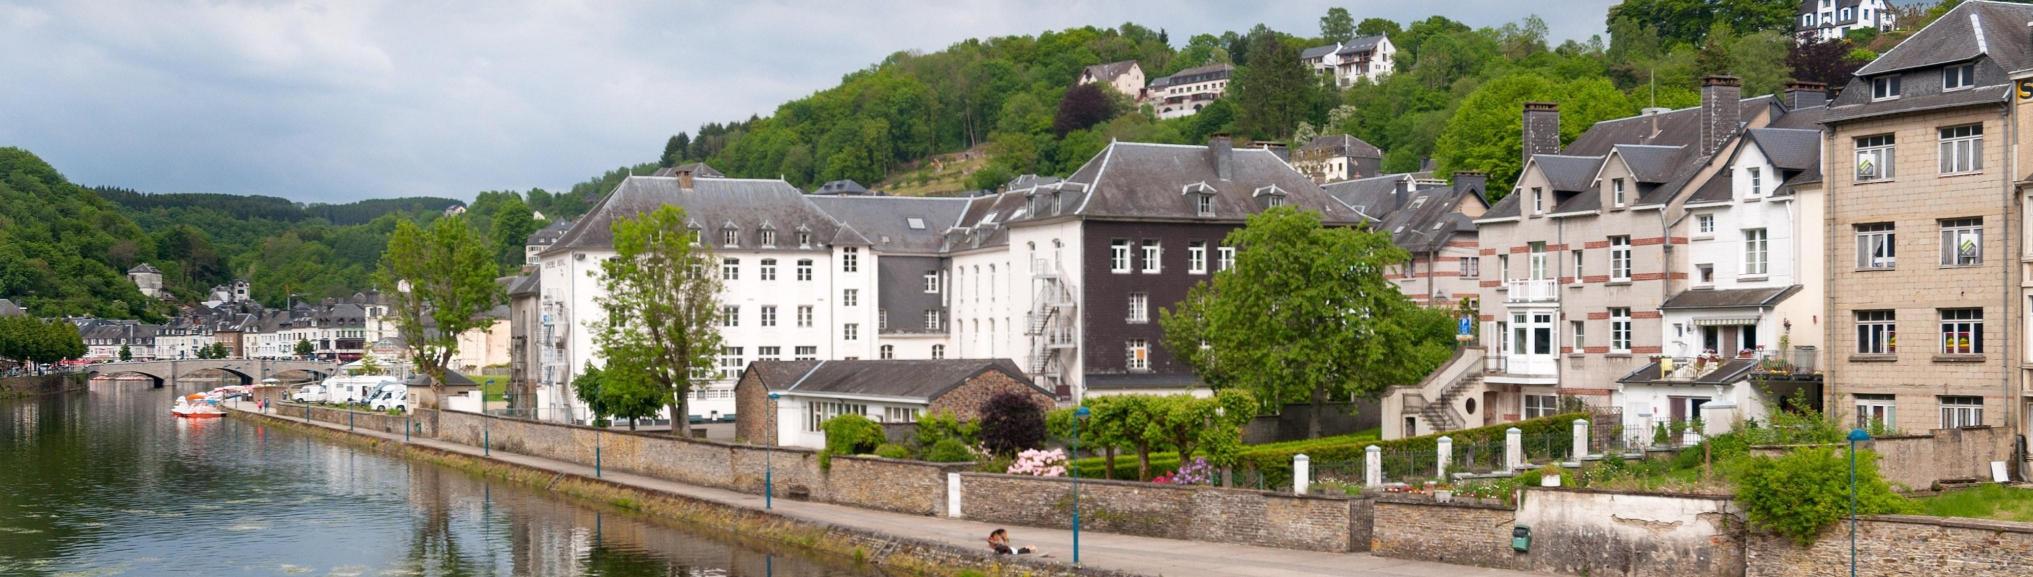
left=1169, top=457, right=1214, bottom=485
left=1006, top=448, right=1068, bottom=477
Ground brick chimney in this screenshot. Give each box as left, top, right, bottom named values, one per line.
left=1522, top=102, right=1561, bottom=166
left=1209, top=134, right=1234, bottom=181
left=1783, top=80, right=1828, bottom=110
left=676, top=167, right=695, bottom=190
left=1452, top=171, right=1488, bottom=197
left=1700, top=75, right=1742, bottom=155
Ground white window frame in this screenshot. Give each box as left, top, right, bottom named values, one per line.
left=844, top=323, right=859, bottom=341
left=721, top=305, right=740, bottom=327
left=1943, top=63, right=1975, bottom=91
left=1524, top=394, right=1560, bottom=419
left=1111, top=240, right=1131, bottom=273
left=760, top=229, right=777, bottom=247
left=1856, top=223, right=1895, bottom=269
left=931, top=344, right=945, bottom=359
left=1696, top=214, right=1714, bottom=235
left=1940, top=218, right=1982, bottom=266
left=1612, top=178, right=1626, bottom=208
left=1610, top=308, right=1632, bottom=353
left=1126, top=339, right=1150, bottom=372
left=760, top=305, right=777, bottom=327
left=1610, top=236, right=1632, bottom=281
left=1188, top=241, right=1208, bottom=274
left=719, top=346, right=744, bottom=379
left=1746, top=167, right=1762, bottom=197
left=722, top=228, right=739, bottom=247
left=794, top=346, right=817, bottom=361
left=1856, top=310, right=1896, bottom=354
left=1128, top=292, right=1149, bottom=323
left=841, top=247, right=859, bottom=273
left=1532, top=187, right=1544, bottom=215
left=1570, top=320, right=1585, bottom=351
left=1871, top=75, right=1899, bottom=99
left=1217, top=246, right=1236, bottom=272
left=924, top=310, right=942, bottom=331
left=879, top=345, right=894, bottom=359
left=797, top=305, right=813, bottom=328
left=1940, top=396, right=1983, bottom=429
left=843, top=288, right=858, bottom=307
left=1939, top=308, right=1981, bottom=355
left=1742, top=228, right=1768, bottom=276
left=1939, top=124, right=1983, bottom=175
left=1570, top=249, right=1584, bottom=284
left=1461, top=255, right=1479, bottom=279
left=1856, top=134, right=1895, bottom=181
left=1141, top=240, right=1162, bottom=273
left=1855, top=394, right=1895, bottom=429
left=1195, top=194, right=1215, bottom=217
left=924, top=272, right=941, bottom=294
left=796, top=259, right=814, bottom=281
left=722, top=258, right=740, bottom=281
left=760, top=258, right=777, bottom=281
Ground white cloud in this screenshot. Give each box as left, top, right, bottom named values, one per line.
left=0, top=0, right=1614, bottom=202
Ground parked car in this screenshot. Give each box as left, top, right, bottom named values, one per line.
left=291, top=384, right=326, bottom=403
left=367, top=383, right=409, bottom=413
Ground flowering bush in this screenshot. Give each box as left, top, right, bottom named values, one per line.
left=1005, top=448, right=1067, bottom=477
left=1169, top=457, right=1214, bottom=485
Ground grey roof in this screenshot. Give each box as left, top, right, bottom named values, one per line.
left=1613, top=145, right=1690, bottom=183
left=1057, top=142, right=1355, bottom=222
left=1743, top=128, right=1821, bottom=172
left=1149, top=63, right=1233, bottom=89
left=805, top=195, right=971, bottom=254
left=1617, top=358, right=1759, bottom=386
left=1486, top=94, right=1787, bottom=220
left=1002, top=174, right=1061, bottom=191
left=526, top=218, right=574, bottom=246
left=1302, top=134, right=1383, bottom=159
left=1300, top=44, right=1340, bottom=60
left=1535, top=155, right=1606, bottom=192
left=650, top=163, right=725, bottom=178
left=127, top=263, right=161, bottom=275
left=1375, top=179, right=1487, bottom=253
left=0, top=299, right=21, bottom=317
left=1830, top=1, right=2033, bottom=123
left=1082, top=60, right=1140, bottom=82
left=753, top=358, right=1042, bottom=401
left=1565, top=96, right=1778, bottom=155
left=1660, top=285, right=1801, bottom=310
left=506, top=273, right=540, bottom=297
left=813, top=180, right=872, bottom=195
left=1336, top=35, right=1387, bottom=55
left=1324, top=173, right=1417, bottom=219
left=542, top=176, right=842, bottom=256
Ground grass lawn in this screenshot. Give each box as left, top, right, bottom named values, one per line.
left=479, top=376, right=506, bottom=402
left=1915, top=484, right=2033, bottom=522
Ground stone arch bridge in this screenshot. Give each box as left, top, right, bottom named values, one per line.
left=86, top=359, right=338, bottom=388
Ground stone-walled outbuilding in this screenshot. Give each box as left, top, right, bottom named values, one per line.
left=735, top=358, right=1052, bottom=448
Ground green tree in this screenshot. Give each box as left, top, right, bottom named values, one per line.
left=1232, top=30, right=1323, bottom=139
left=1161, top=208, right=1452, bottom=438
left=1432, top=73, right=1636, bottom=196
left=294, top=339, right=314, bottom=359
left=1735, top=447, right=1908, bottom=545
left=1355, top=18, right=1403, bottom=41
left=661, top=133, right=690, bottom=167
left=118, top=344, right=132, bottom=362
left=1319, top=7, right=1355, bottom=43
left=488, top=194, right=538, bottom=271
left=592, top=205, right=723, bottom=437
left=375, top=216, right=503, bottom=409
left=572, top=364, right=665, bottom=430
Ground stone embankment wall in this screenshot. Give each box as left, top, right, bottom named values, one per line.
left=0, top=373, right=87, bottom=397
left=1514, top=488, right=1742, bottom=577
left=953, top=473, right=1368, bottom=552
left=1371, top=497, right=1522, bottom=569
left=1750, top=426, right=2014, bottom=491
left=430, top=409, right=969, bottom=516
left=1745, top=515, right=2033, bottom=577
left=272, top=402, right=429, bottom=437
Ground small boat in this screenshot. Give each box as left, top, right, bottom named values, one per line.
left=172, top=393, right=225, bottom=418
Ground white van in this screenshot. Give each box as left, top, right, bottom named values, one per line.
left=290, top=384, right=326, bottom=403
left=367, top=383, right=409, bottom=412
left=321, top=376, right=399, bottom=405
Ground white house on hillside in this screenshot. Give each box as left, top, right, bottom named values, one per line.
left=1798, top=0, right=1897, bottom=43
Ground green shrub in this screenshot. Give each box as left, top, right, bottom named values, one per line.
left=1735, top=446, right=1907, bottom=545
left=873, top=443, right=911, bottom=459
left=818, top=414, right=887, bottom=470
left=925, top=438, right=976, bottom=463
left=913, top=411, right=978, bottom=452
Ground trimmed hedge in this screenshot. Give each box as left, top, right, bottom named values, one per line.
left=1070, top=412, right=1588, bottom=484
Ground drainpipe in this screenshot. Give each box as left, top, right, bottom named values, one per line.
left=2003, top=99, right=2023, bottom=480
left=1824, top=128, right=1840, bottom=427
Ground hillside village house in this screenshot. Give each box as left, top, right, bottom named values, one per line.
left=1325, top=171, right=1490, bottom=307
left=1380, top=76, right=1832, bottom=441
left=734, top=358, right=1051, bottom=448
left=1146, top=64, right=1233, bottom=119
left=1300, top=35, right=1397, bottom=88
left=1798, top=0, right=1897, bottom=43
left=1293, top=134, right=1385, bottom=183
left=1822, top=0, right=2030, bottom=438
left=1078, top=60, right=1146, bottom=99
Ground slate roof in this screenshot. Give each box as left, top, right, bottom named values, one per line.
left=0, top=299, right=21, bottom=317
left=650, top=163, right=725, bottom=178
left=1374, top=179, right=1487, bottom=253
left=1660, top=285, right=1801, bottom=310
left=813, top=180, right=872, bottom=195
left=1830, top=2, right=2033, bottom=123
left=1324, top=173, right=1417, bottom=219
left=1148, top=63, right=1233, bottom=89
left=1613, top=145, right=1692, bottom=183
left=1689, top=127, right=1824, bottom=205
left=506, top=274, right=540, bottom=298
left=1302, top=134, right=1383, bottom=159
left=1058, top=142, right=1355, bottom=222
left=805, top=195, right=971, bottom=254
left=1082, top=60, right=1139, bottom=82
left=128, top=263, right=161, bottom=275
left=526, top=218, right=573, bottom=246
left=1300, top=44, right=1340, bottom=60
left=1336, top=35, right=1387, bottom=54
left=542, top=176, right=842, bottom=256
left=752, top=358, right=1042, bottom=401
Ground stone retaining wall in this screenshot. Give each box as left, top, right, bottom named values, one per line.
left=0, top=373, right=86, bottom=397
left=273, top=402, right=428, bottom=437
left=1745, top=515, right=2033, bottom=577
left=1515, top=488, right=1742, bottom=577
left=1750, top=426, right=2014, bottom=491
left=430, top=409, right=968, bottom=516
left=1371, top=497, right=1521, bottom=569
left=954, top=473, right=1366, bottom=552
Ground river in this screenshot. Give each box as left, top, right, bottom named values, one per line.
left=0, top=382, right=882, bottom=577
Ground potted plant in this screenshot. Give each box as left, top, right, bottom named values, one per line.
left=1433, top=482, right=1454, bottom=503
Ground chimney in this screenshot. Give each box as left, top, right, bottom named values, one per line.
left=1521, top=102, right=1561, bottom=166
left=1783, top=80, right=1828, bottom=110
left=1209, top=134, right=1234, bottom=181
left=1700, top=75, right=1742, bottom=155
left=1452, top=171, right=1488, bottom=196
left=1390, top=177, right=1410, bottom=212
left=677, top=167, right=695, bottom=190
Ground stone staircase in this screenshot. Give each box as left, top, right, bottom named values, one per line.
left=1408, top=348, right=1484, bottom=434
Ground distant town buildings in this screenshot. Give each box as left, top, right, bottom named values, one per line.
left=1078, top=60, right=1147, bottom=98
left=1797, top=0, right=1897, bottom=43
left=1293, top=134, right=1385, bottom=183
left=127, top=264, right=165, bottom=300
left=1146, top=63, right=1234, bottom=120
left=1301, top=35, right=1397, bottom=88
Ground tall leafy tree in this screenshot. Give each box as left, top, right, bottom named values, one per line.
left=488, top=195, right=538, bottom=271
left=1432, top=73, right=1636, bottom=196
left=294, top=339, right=314, bottom=359
left=593, top=205, right=722, bottom=437
left=1355, top=17, right=1403, bottom=41
left=1052, top=84, right=1115, bottom=137
left=1161, top=208, right=1452, bottom=438
left=572, top=364, right=665, bottom=430
left=1319, top=7, right=1355, bottom=43
left=661, top=133, right=691, bottom=167
left=375, top=216, right=503, bottom=409
left=1231, top=30, right=1321, bottom=139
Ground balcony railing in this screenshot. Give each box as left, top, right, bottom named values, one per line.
left=1506, top=278, right=1557, bottom=303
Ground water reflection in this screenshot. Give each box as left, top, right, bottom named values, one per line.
left=0, top=383, right=875, bottom=577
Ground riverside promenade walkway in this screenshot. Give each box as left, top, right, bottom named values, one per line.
left=225, top=402, right=1545, bottom=577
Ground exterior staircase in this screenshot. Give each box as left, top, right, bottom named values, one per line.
left=1024, top=260, right=1077, bottom=395
left=1408, top=348, right=1484, bottom=434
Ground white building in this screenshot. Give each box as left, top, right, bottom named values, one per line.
left=1145, top=64, right=1233, bottom=120
left=127, top=264, right=165, bottom=300
left=1078, top=60, right=1146, bottom=99
left=1798, top=0, right=1897, bottom=43
left=1300, top=35, right=1396, bottom=88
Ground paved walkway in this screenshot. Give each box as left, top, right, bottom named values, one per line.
left=226, top=402, right=1546, bottom=577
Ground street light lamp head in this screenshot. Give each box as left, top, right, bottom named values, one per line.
left=1074, top=405, right=1090, bottom=418
left=1847, top=428, right=1871, bottom=443
left=768, top=393, right=781, bottom=400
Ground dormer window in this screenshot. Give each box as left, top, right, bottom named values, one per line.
left=1531, top=187, right=1544, bottom=215
left=1252, top=184, right=1288, bottom=209
left=1944, top=63, right=1975, bottom=91
left=758, top=225, right=777, bottom=248
left=1746, top=167, right=1762, bottom=197
left=796, top=226, right=812, bottom=248
left=1871, top=75, right=1900, bottom=100
left=1183, top=181, right=1217, bottom=217
left=721, top=226, right=739, bottom=247
left=688, top=225, right=703, bottom=245
left=1612, top=178, right=1626, bottom=207
left=1839, top=7, right=1850, bottom=20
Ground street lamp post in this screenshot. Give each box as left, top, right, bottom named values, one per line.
left=1072, top=405, right=1090, bottom=565
left=767, top=392, right=782, bottom=510
left=1847, top=427, right=1870, bottom=577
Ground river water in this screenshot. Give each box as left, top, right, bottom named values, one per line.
left=0, top=383, right=880, bottom=577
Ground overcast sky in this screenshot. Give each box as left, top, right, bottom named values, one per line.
left=0, top=0, right=1618, bottom=203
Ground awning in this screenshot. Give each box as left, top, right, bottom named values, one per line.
left=1693, top=317, right=1759, bottom=326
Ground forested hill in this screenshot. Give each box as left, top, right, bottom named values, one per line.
left=95, top=188, right=463, bottom=226
left=657, top=1, right=1961, bottom=197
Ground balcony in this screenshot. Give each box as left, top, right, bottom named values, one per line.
left=1505, top=278, right=1558, bottom=303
